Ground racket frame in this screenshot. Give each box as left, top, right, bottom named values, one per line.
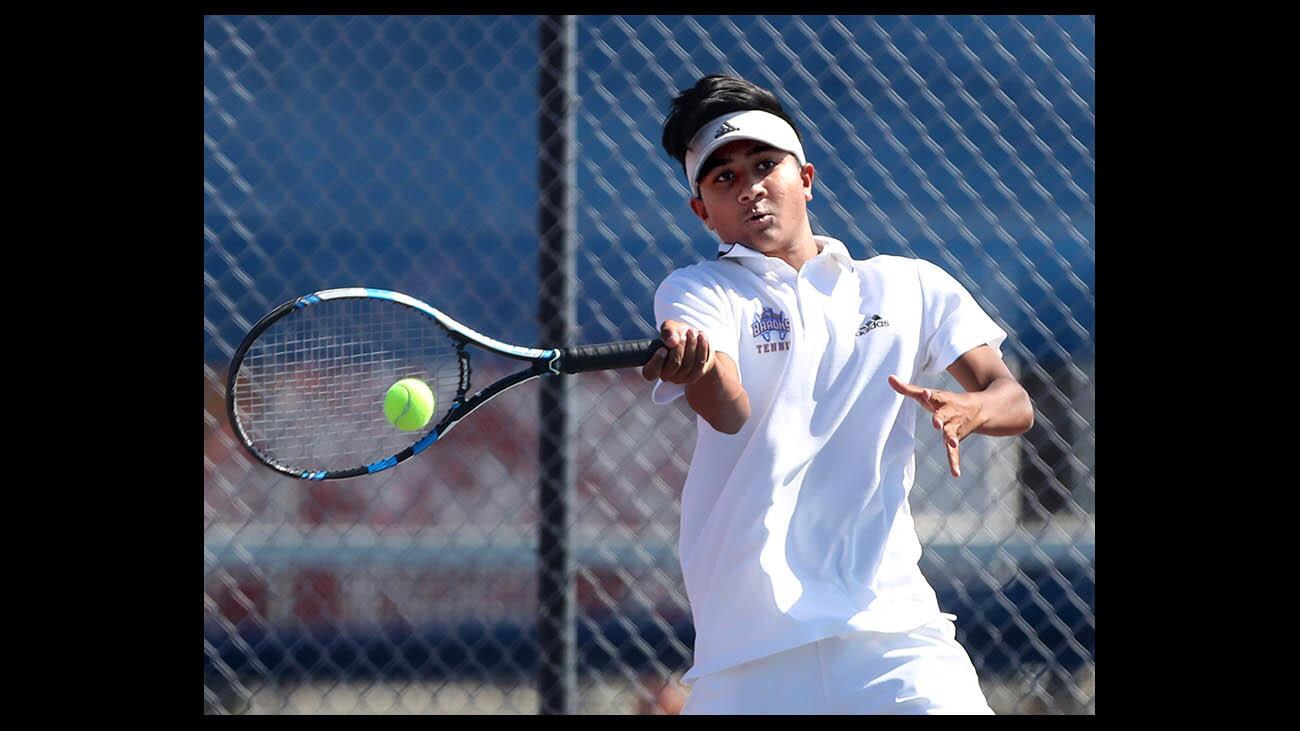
left=227, top=288, right=656, bottom=480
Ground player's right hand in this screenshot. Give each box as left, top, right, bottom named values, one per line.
left=642, top=319, right=714, bottom=385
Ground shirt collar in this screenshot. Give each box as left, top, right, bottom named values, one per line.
left=717, top=235, right=855, bottom=273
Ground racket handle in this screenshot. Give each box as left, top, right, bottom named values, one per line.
left=559, top=338, right=665, bottom=374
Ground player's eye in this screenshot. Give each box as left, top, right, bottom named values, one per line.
left=756, top=158, right=777, bottom=172
left=711, top=169, right=735, bottom=185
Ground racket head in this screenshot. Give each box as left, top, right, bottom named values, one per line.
left=226, top=288, right=539, bottom=480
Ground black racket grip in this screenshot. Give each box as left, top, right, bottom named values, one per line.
left=559, top=338, right=665, bottom=374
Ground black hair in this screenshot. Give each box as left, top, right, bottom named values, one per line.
left=661, top=75, right=802, bottom=184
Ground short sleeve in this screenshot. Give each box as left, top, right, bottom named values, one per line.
left=649, top=268, right=739, bottom=405
left=916, top=258, right=1007, bottom=376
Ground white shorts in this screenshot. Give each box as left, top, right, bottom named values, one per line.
left=680, top=614, right=993, bottom=715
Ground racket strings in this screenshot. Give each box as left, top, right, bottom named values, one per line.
left=232, top=297, right=464, bottom=473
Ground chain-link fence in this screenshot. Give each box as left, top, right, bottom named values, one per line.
left=204, top=14, right=1094, bottom=714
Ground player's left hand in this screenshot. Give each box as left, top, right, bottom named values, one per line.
left=887, top=375, right=985, bottom=478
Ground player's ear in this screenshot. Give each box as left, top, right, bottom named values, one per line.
left=689, top=196, right=715, bottom=231
left=801, top=162, right=816, bottom=202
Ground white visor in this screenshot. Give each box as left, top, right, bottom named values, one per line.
left=683, top=109, right=806, bottom=196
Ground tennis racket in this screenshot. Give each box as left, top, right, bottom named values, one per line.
left=226, top=287, right=663, bottom=480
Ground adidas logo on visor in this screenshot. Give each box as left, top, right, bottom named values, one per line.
left=714, top=121, right=739, bottom=139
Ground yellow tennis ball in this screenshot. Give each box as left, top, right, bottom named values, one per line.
left=383, top=378, right=435, bottom=431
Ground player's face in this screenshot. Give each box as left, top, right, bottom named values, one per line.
left=689, top=139, right=815, bottom=254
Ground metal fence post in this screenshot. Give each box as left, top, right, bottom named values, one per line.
left=537, top=13, right=577, bottom=716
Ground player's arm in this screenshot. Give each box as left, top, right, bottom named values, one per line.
left=944, top=345, right=1034, bottom=436
left=888, top=345, right=1032, bottom=477
left=642, top=320, right=750, bottom=434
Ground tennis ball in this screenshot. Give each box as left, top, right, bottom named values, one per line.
left=383, top=378, right=435, bottom=431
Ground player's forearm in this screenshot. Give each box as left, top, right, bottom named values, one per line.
left=972, top=377, right=1034, bottom=436
left=686, top=355, right=750, bottom=434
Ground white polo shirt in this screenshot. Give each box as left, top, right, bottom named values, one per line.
left=651, top=235, right=1007, bottom=683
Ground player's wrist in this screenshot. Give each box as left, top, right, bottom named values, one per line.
left=970, top=383, right=1013, bottom=435
left=970, top=377, right=1032, bottom=436
left=973, top=398, right=990, bottom=435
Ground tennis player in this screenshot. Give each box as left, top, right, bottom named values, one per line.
left=641, top=75, right=1034, bottom=714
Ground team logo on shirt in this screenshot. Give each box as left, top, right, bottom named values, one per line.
left=856, top=314, right=890, bottom=336
left=752, top=307, right=792, bottom=354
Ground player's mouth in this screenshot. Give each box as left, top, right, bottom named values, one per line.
left=745, top=212, right=774, bottom=225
